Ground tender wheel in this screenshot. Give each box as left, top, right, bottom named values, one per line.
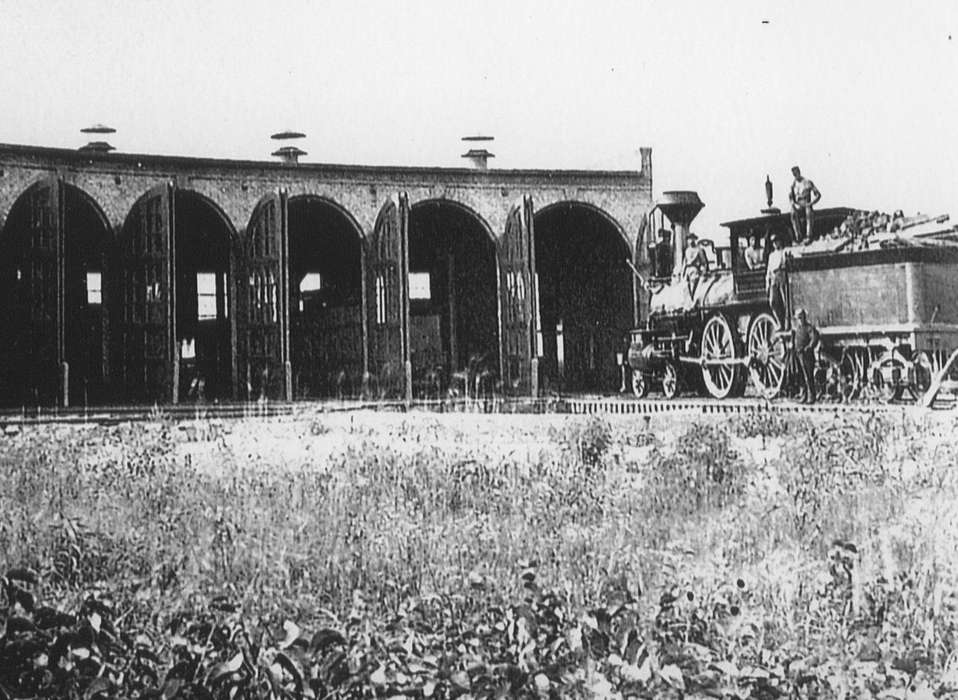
left=746, top=312, right=786, bottom=399
left=662, top=361, right=680, bottom=399
left=631, top=368, right=650, bottom=398
left=812, top=352, right=838, bottom=402
left=701, top=314, right=745, bottom=399
left=873, top=354, right=904, bottom=403
left=912, top=350, right=934, bottom=398
left=839, top=350, right=863, bottom=401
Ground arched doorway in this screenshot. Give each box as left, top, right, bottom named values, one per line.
left=407, top=200, right=499, bottom=397
left=118, top=186, right=236, bottom=402
left=175, top=191, right=236, bottom=401
left=287, top=196, right=365, bottom=398
left=0, top=179, right=114, bottom=407
left=534, top=202, right=633, bottom=394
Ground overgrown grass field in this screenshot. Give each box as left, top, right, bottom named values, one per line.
left=0, top=409, right=956, bottom=698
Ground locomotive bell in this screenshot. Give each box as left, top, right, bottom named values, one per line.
left=656, top=191, right=704, bottom=276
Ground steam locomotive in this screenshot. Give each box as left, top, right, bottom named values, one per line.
left=627, top=190, right=958, bottom=403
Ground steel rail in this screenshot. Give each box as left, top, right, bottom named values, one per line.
left=0, top=392, right=949, bottom=430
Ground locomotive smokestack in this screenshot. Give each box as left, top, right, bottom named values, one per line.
left=655, top=191, right=705, bottom=276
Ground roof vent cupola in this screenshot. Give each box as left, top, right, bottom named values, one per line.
left=461, top=135, right=495, bottom=170
left=79, top=124, right=116, bottom=153
left=271, top=130, right=307, bottom=164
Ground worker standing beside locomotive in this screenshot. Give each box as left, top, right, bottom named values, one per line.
left=765, top=234, right=788, bottom=328
left=792, top=308, right=820, bottom=404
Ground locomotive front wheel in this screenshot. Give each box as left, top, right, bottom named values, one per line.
left=746, top=312, right=786, bottom=399
left=662, top=362, right=680, bottom=399
left=701, top=314, right=745, bottom=400
left=631, top=369, right=650, bottom=399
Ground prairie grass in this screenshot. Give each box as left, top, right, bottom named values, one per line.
left=0, top=409, right=956, bottom=697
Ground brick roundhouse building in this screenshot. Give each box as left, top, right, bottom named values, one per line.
left=0, top=142, right=653, bottom=407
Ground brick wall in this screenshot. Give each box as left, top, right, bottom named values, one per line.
left=0, top=144, right=653, bottom=247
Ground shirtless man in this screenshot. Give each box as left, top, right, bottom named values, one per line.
left=789, top=166, right=821, bottom=244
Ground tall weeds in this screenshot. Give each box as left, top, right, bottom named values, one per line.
left=0, top=411, right=955, bottom=697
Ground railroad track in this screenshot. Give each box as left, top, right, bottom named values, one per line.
left=563, top=396, right=925, bottom=416
left=0, top=391, right=952, bottom=430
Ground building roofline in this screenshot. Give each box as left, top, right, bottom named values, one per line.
left=0, top=142, right=646, bottom=182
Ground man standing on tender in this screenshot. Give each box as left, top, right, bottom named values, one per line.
left=789, top=165, right=821, bottom=244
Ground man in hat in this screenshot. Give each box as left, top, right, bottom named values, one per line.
left=789, top=166, right=821, bottom=244
left=653, top=228, right=673, bottom=279
left=792, top=307, right=820, bottom=403
left=765, top=234, right=788, bottom=327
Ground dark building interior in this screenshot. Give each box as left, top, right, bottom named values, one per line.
left=288, top=196, right=365, bottom=398
left=534, top=204, right=634, bottom=393
left=0, top=183, right=114, bottom=407
left=63, top=184, right=113, bottom=406
left=174, top=191, right=235, bottom=401
left=0, top=184, right=59, bottom=406
left=407, top=201, right=499, bottom=397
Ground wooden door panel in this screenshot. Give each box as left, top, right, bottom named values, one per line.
left=498, top=196, right=537, bottom=394
left=366, top=194, right=410, bottom=399
left=120, top=184, right=175, bottom=402
left=239, top=193, right=287, bottom=399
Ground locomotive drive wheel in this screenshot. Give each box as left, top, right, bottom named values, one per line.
left=662, top=361, right=680, bottom=399
left=701, top=313, right=746, bottom=399
left=631, top=369, right=650, bottom=398
left=746, top=312, right=786, bottom=399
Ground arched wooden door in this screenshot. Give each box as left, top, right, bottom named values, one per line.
left=239, top=192, right=289, bottom=400
left=9, top=177, right=63, bottom=405
left=366, top=194, right=411, bottom=400
left=498, top=196, right=538, bottom=396
left=119, top=183, right=176, bottom=403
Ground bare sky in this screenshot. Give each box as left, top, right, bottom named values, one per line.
left=1, top=0, right=956, bottom=238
